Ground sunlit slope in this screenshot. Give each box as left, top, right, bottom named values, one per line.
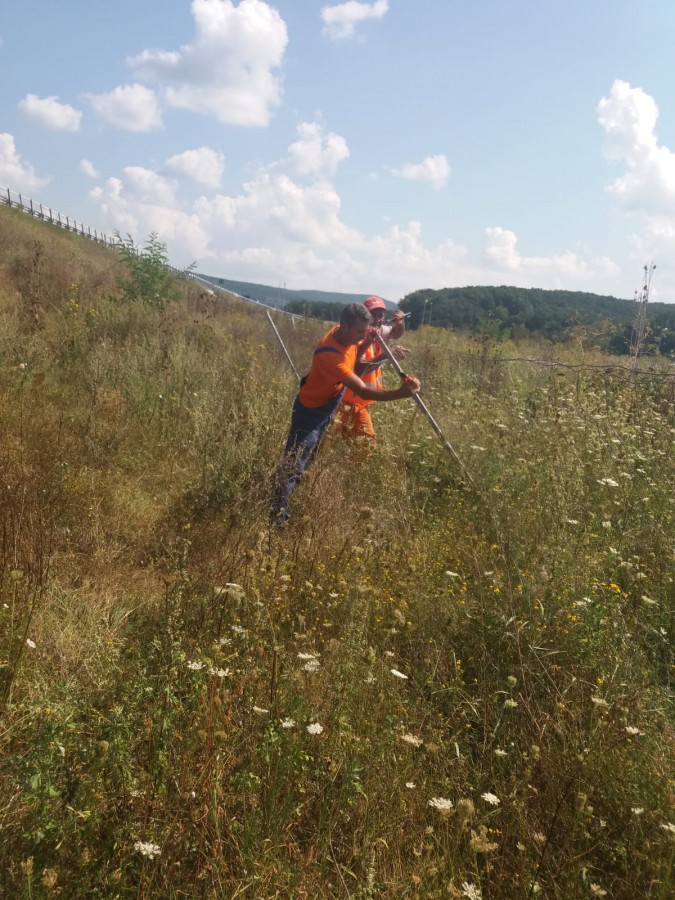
left=0, top=203, right=673, bottom=899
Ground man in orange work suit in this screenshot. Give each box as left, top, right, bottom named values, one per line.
left=338, top=295, right=408, bottom=444
left=271, top=302, right=420, bottom=522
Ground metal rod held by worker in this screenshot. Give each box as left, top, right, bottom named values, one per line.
left=376, top=334, right=476, bottom=488
left=266, top=310, right=301, bottom=382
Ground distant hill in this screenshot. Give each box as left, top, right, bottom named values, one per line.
left=399, top=285, right=675, bottom=355
left=196, top=274, right=394, bottom=311
left=199, top=275, right=675, bottom=355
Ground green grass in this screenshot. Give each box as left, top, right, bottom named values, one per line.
left=0, top=202, right=673, bottom=898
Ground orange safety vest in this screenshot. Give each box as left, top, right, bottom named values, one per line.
left=342, top=342, right=383, bottom=408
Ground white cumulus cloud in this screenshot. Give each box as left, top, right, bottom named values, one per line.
left=80, top=159, right=100, bottom=179
left=321, top=0, right=389, bottom=41
left=88, top=119, right=626, bottom=299
left=286, top=122, right=350, bottom=178
left=597, top=80, right=675, bottom=293
left=598, top=79, right=675, bottom=216
left=128, top=0, right=287, bottom=127
left=484, top=226, right=620, bottom=289
left=122, top=167, right=177, bottom=206
left=88, top=84, right=162, bottom=132
left=18, top=94, right=82, bottom=132
left=390, top=154, right=450, bottom=190
left=91, top=172, right=208, bottom=258
left=0, top=133, right=49, bottom=193
left=164, top=147, right=225, bottom=188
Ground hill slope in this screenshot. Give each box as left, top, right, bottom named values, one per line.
left=197, top=273, right=395, bottom=310
left=0, top=204, right=673, bottom=898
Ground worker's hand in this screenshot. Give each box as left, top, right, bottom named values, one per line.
left=360, top=326, right=378, bottom=349
left=399, top=374, right=421, bottom=397
left=392, top=310, right=406, bottom=324
left=392, top=344, right=410, bottom=359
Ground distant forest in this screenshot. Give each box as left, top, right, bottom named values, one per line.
left=287, top=286, right=675, bottom=356
left=398, top=286, right=675, bottom=355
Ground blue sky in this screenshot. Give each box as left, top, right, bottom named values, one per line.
left=2, top=0, right=675, bottom=302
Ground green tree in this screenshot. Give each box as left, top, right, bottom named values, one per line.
left=114, top=232, right=182, bottom=311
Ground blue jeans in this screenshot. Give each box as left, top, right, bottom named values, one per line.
left=271, top=392, right=344, bottom=520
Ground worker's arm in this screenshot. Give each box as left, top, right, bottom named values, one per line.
left=387, top=311, right=406, bottom=340
left=342, top=372, right=420, bottom=402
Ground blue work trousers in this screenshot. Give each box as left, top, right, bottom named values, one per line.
left=271, top=392, right=343, bottom=520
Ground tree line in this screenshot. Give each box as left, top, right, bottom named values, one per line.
left=398, top=286, right=675, bottom=356
left=285, top=286, right=675, bottom=356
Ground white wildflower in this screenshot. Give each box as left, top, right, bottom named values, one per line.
left=186, top=661, right=205, bottom=671
left=297, top=652, right=319, bottom=661
left=661, top=822, right=675, bottom=834
left=405, top=782, right=416, bottom=789
left=328, top=592, right=339, bottom=598
left=631, top=808, right=644, bottom=815
left=625, top=726, right=643, bottom=736
left=215, top=583, right=245, bottom=600
left=25, top=638, right=36, bottom=649
left=481, top=792, right=500, bottom=806
left=461, top=883, right=482, bottom=900
left=384, top=650, right=395, bottom=658
left=641, top=595, right=657, bottom=606
left=597, top=478, right=619, bottom=487
left=399, top=733, right=423, bottom=747
left=589, top=885, right=607, bottom=897
left=445, top=570, right=461, bottom=578
left=280, top=718, right=296, bottom=729
left=208, top=667, right=230, bottom=678
left=591, top=697, right=609, bottom=707
left=231, top=624, right=247, bottom=635
left=428, top=797, right=453, bottom=814
left=494, top=749, right=507, bottom=757
left=252, top=706, right=269, bottom=716
left=566, top=518, right=579, bottom=525
left=225, top=582, right=244, bottom=592
left=306, top=722, right=324, bottom=735
left=302, top=659, right=321, bottom=673
left=504, top=698, right=518, bottom=708
left=390, top=669, right=408, bottom=680
left=134, top=841, right=161, bottom=859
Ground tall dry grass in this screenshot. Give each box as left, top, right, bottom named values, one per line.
left=0, top=203, right=673, bottom=898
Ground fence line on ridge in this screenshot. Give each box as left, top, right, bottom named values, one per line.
left=0, top=185, right=302, bottom=319
left=1, top=185, right=120, bottom=248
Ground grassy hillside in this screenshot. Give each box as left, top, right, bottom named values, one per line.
left=0, top=202, right=673, bottom=898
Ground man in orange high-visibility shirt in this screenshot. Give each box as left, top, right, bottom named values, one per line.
left=271, top=302, right=420, bottom=523
left=338, top=295, right=409, bottom=444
